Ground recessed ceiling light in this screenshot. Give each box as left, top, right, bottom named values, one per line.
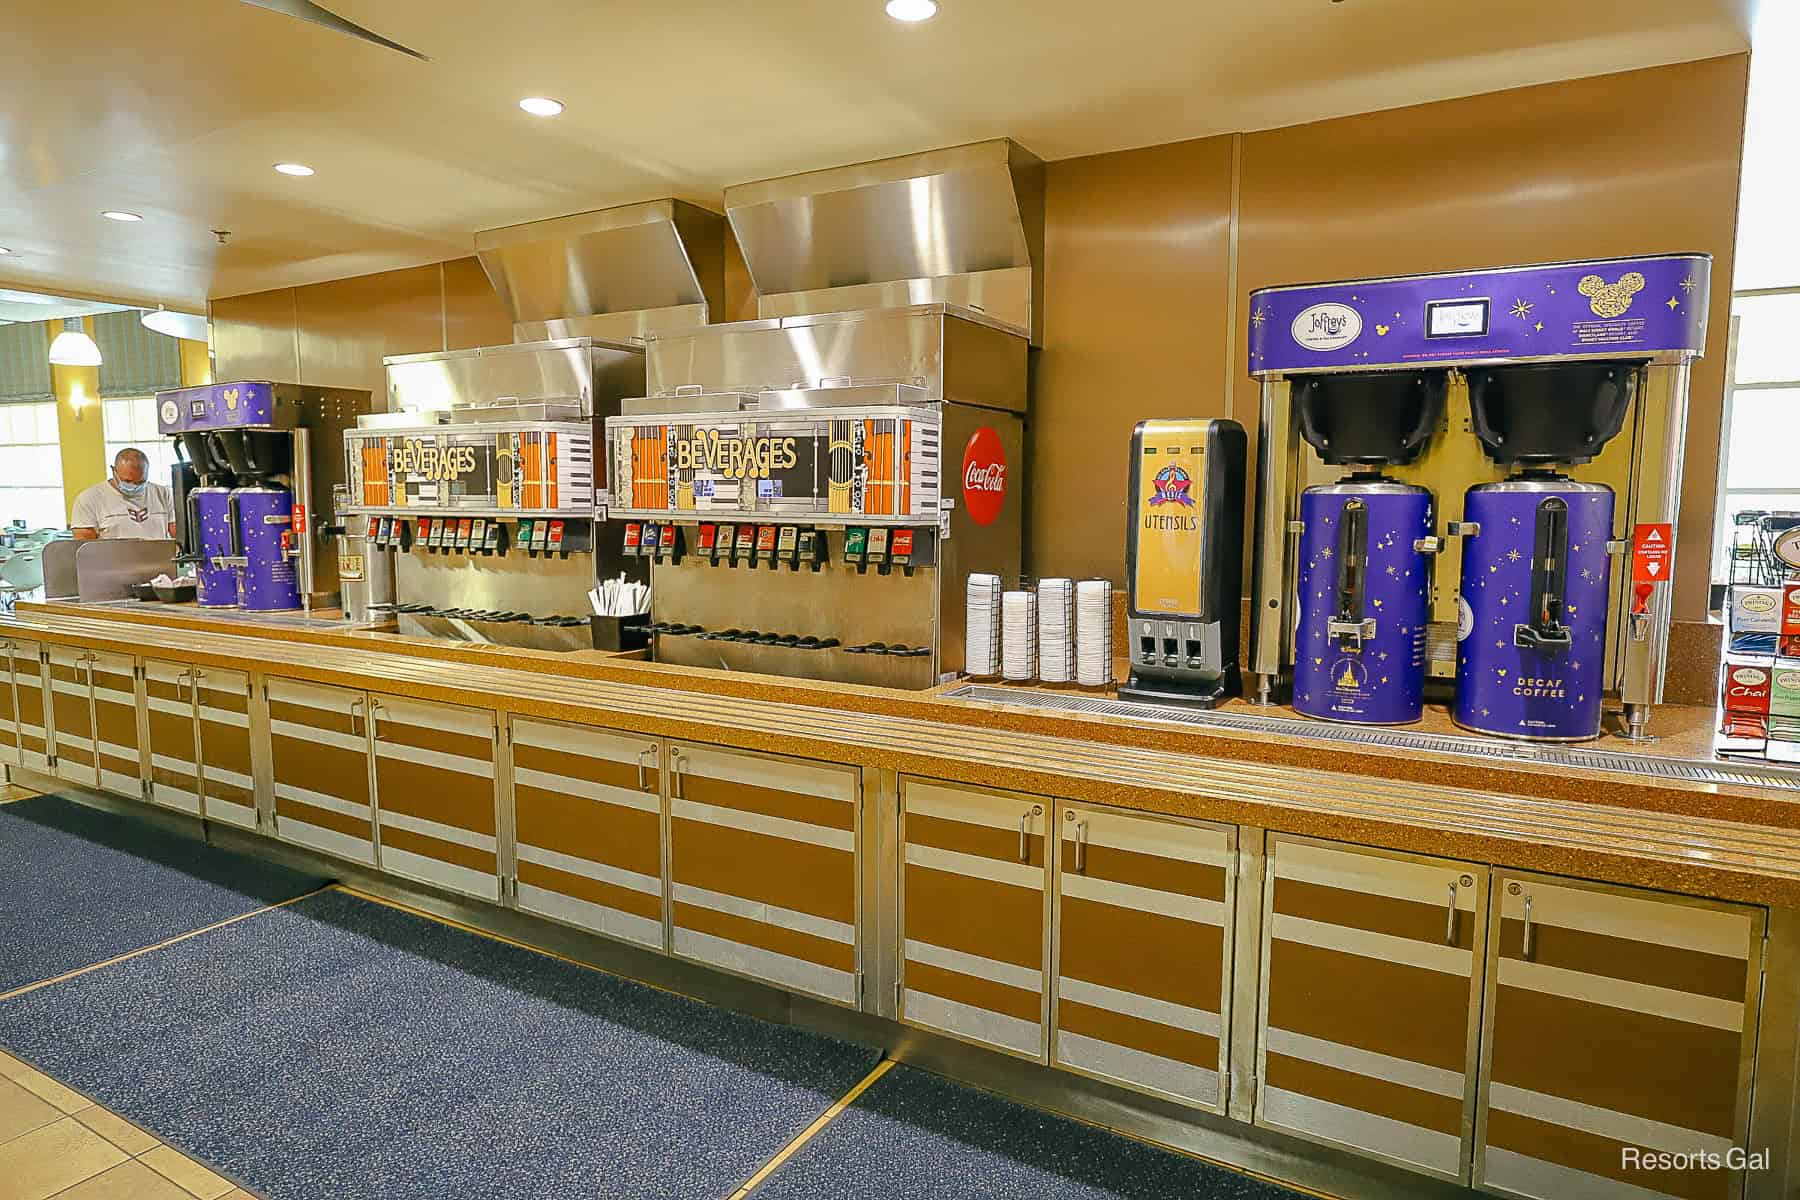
left=885, top=0, right=938, bottom=21
left=102, top=211, right=143, bottom=222
left=274, top=162, right=315, bottom=177
left=519, top=97, right=564, bottom=117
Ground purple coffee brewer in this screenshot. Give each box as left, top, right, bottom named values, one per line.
left=1250, top=256, right=1713, bottom=741
left=1452, top=362, right=1633, bottom=741
left=158, top=381, right=372, bottom=614
left=1291, top=371, right=1444, bottom=725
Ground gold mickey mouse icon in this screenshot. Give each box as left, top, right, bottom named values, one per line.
left=1576, top=271, right=1646, bottom=318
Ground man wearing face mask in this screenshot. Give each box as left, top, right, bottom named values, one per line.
left=70, top=448, right=176, bottom=541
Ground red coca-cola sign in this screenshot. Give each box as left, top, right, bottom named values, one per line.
left=961, top=426, right=1007, bottom=527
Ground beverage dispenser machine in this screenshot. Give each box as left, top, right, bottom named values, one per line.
left=1248, top=255, right=1710, bottom=741
left=159, top=381, right=371, bottom=612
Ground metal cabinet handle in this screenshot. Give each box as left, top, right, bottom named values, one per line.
left=368, top=700, right=383, bottom=738
left=637, top=747, right=656, bottom=792
left=1521, top=894, right=1534, bottom=960
left=1072, top=817, right=1088, bottom=872
left=1017, top=805, right=1041, bottom=862
left=175, top=669, right=194, bottom=700
left=1444, top=881, right=1459, bottom=946
left=349, top=698, right=365, bottom=738
left=670, top=749, right=684, bottom=799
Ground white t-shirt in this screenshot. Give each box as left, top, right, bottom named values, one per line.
left=70, top=480, right=176, bottom=540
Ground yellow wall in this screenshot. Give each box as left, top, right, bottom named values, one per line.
left=178, top=336, right=211, bottom=387
left=48, top=318, right=106, bottom=523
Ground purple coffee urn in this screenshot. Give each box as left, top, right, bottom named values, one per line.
left=1294, top=481, right=1435, bottom=725
left=229, top=487, right=301, bottom=612
left=1453, top=478, right=1615, bottom=741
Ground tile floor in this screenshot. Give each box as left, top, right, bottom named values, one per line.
left=0, top=1050, right=254, bottom=1200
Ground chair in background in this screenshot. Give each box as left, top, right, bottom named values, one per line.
left=0, top=549, right=43, bottom=614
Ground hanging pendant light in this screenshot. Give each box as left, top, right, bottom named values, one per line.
left=48, top=317, right=102, bottom=367
left=141, top=307, right=209, bottom=342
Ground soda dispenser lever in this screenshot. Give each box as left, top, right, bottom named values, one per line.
left=1325, top=499, right=1376, bottom=648
left=1516, top=497, right=1574, bottom=650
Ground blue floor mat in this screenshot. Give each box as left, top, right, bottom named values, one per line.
left=752, top=1065, right=1305, bottom=1199
left=0, top=888, right=879, bottom=1200
left=0, top=793, right=327, bottom=991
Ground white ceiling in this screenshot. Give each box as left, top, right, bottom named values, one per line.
left=0, top=0, right=1757, bottom=309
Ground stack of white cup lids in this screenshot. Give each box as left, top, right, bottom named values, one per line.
left=1001, top=589, right=1038, bottom=681
left=1037, top=579, right=1075, bottom=683
left=1075, top=579, right=1114, bottom=687
left=965, top=573, right=1002, bottom=677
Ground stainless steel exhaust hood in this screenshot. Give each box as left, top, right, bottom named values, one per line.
left=475, top=199, right=726, bottom=344
left=723, top=139, right=1045, bottom=345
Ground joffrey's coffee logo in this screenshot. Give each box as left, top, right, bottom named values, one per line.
left=674, top=429, right=799, bottom=480
left=392, top=438, right=480, bottom=481
left=1291, top=302, right=1362, bottom=352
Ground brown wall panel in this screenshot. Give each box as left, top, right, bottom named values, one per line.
left=295, top=264, right=447, bottom=397
left=1032, top=135, right=1236, bottom=582
left=443, top=256, right=514, bottom=350
left=210, top=287, right=300, bottom=384
left=1234, top=55, right=1748, bottom=620
left=724, top=225, right=759, bottom=323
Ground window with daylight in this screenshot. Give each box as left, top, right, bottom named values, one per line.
left=102, top=395, right=180, bottom=490
left=1714, top=290, right=1800, bottom=585
left=0, top=400, right=67, bottom=530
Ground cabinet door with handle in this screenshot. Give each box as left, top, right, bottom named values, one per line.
left=511, top=717, right=664, bottom=950
left=668, top=742, right=860, bottom=1005
left=372, top=694, right=499, bottom=902
left=899, top=778, right=1050, bottom=1060
left=268, top=677, right=376, bottom=865
left=1475, top=873, right=1763, bottom=1200
left=1053, top=804, right=1235, bottom=1113
left=6, top=639, right=48, bottom=772
left=1257, top=834, right=1485, bottom=1183
left=88, top=651, right=141, bottom=800
left=45, top=646, right=96, bottom=788
left=0, top=637, right=27, bottom=768
left=144, top=660, right=201, bottom=813
left=195, top=668, right=256, bottom=830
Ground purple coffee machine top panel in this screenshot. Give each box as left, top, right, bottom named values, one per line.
left=231, top=488, right=300, bottom=612
left=1249, top=255, right=1709, bottom=377
left=1294, top=483, right=1434, bottom=726
left=1453, top=480, right=1615, bottom=741
left=156, top=381, right=279, bottom=435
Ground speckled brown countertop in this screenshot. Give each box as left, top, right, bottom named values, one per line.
left=8, top=599, right=1800, bottom=909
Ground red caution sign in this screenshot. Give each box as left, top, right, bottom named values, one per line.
left=291, top=503, right=307, bottom=534
left=1632, top=522, right=1673, bottom=583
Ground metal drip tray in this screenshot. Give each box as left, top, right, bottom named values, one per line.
left=941, top=684, right=1800, bottom=794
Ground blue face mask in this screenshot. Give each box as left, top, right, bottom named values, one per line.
left=116, top=479, right=147, bottom=498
